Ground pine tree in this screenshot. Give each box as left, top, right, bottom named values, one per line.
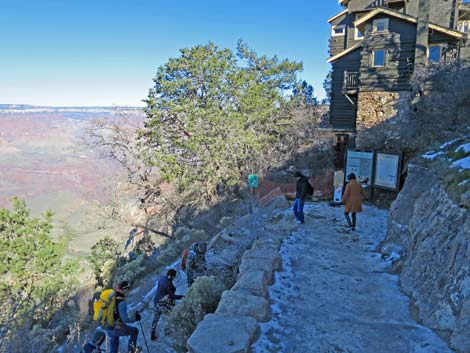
left=0, top=198, right=79, bottom=328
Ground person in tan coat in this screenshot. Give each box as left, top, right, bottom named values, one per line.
left=341, top=173, right=365, bottom=231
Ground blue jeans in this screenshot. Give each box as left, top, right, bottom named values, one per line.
left=293, top=198, right=305, bottom=223
left=106, top=324, right=139, bottom=353
left=83, top=329, right=106, bottom=353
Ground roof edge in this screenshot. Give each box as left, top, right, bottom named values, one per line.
left=354, top=7, right=465, bottom=39
left=327, top=43, right=362, bottom=63
left=328, top=9, right=348, bottom=23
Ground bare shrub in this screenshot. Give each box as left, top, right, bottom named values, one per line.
left=404, top=62, right=470, bottom=153
left=273, top=103, right=334, bottom=174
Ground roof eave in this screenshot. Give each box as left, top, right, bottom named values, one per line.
left=327, top=43, right=362, bottom=63
left=354, top=8, right=464, bottom=39
left=328, top=9, right=348, bottom=23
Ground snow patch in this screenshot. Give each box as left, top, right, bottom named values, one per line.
left=386, top=251, right=401, bottom=263
left=391, top=220, right=408, bottom=232
left=451, top=156, right=470, bottom=171
left=458, top=179, right=470, bottom=186
left=440, top=137, right=463, bottom=149
left=455, top=142, right=470, bottom=154
left=422, top=151, right=444, bottom=160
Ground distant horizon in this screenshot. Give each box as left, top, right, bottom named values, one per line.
left=0, top=103, right=145, bottom=109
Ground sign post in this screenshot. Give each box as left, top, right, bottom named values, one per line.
left=248, top=174, right=258, bottom=240
left=333, top=170, right=344, bottom=204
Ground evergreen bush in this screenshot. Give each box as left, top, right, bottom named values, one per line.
left=166, top=276, right=225, bottom=352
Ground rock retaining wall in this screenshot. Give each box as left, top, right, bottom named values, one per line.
left=187, top=197, right=293, bottom=353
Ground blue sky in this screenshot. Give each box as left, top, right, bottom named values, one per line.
left=1, top=0, right=342, bottom=107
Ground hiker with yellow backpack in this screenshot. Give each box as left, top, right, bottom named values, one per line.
left=86, top=280, right=142, bottom=353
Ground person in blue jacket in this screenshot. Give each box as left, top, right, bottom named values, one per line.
left=150, top=268, right=184, bottom=341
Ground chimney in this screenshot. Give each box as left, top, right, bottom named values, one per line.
left=414, top=0, right=430, bottom=65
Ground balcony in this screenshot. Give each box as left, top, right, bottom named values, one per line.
left=342, top=71, right=359, bottom=95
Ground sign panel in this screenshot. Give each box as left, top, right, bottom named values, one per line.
left=373, top=152, right=401, bottom=191
left=345, top=150, right=374, bottom=184
left=248, top=174, right=259, bottom=188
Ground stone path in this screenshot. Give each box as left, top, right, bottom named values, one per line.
left=252, top=203, right=454, bottom=353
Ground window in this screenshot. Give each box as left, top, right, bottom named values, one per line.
left=372, top=18, right=389, bottom=32
left=332, top=24, right=346, bottom=36
left=458, top=21, right=470, bottom=33
left=355, top=27, right=364, bottom=39
left=355, top=13, right=366, bottom=39
left=372, top=49, right=386, bottom=67
left=428, top=45, right=441, bottom=63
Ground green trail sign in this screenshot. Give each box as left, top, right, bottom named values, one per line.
left=248, top=174, right=259, bottom=188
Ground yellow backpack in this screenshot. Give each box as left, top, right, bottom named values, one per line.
left=92, top=289, right=117, bottom=328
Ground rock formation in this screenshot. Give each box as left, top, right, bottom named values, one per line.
left=380, top=163, right=470, bottom=352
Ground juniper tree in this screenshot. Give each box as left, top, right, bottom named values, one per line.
left=141, top=40, right=303, bottom=203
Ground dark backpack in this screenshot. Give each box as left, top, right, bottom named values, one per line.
left=306, top=181, right=314, bottom=196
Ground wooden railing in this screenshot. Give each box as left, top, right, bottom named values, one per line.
left=343, top=71, right=359, bottom=92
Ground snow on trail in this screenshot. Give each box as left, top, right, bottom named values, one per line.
left=252, top=202, right=453, bottom=353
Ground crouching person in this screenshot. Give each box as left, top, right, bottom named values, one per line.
left=151, top=268, right=184, bottom=341
left=186, top=242, right=207, bottom=287
left=106, top=280, right=142, bottom=353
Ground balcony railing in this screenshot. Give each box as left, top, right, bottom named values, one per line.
left=343, top=71, right=359, bottom=94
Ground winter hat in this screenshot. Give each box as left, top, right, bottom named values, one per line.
left=167, top=268, right=177, bottom=278
left=115, top=280, right=131, bottom=292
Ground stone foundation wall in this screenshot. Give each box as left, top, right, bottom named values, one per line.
left=355, top=91, right=411, bottom=150
left=187, top=196, right=292, bottom=353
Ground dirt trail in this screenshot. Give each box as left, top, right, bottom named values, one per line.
left=252, top=202, right=453, bottom=353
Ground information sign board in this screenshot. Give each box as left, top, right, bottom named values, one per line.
left=345, top=150, right=374, bottom=184
left=373, top=152, right=401, bottom=191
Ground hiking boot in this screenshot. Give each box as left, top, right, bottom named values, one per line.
left=151, top=332, right=158, bottom=341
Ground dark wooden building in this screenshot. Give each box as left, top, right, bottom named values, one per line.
left=327, top=0, right=469, bottom=149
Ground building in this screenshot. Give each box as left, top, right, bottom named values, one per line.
left=327, top=0, right=470, bottom=150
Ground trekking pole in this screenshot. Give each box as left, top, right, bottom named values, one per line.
left=138, top=320, right=151, bottom=353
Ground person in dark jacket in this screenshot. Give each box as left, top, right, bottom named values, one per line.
left=105, top=280, right=141, bottom=353
left=151, top=268, right=184, bottom=341
left=293, top=171, right=311, bottom=224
